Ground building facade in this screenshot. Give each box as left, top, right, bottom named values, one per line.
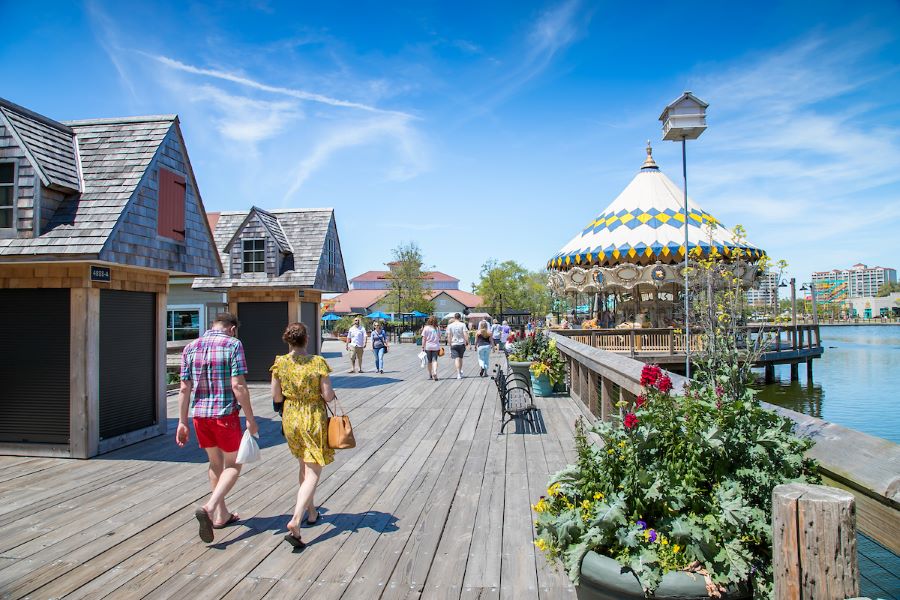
left=812, top=264, right=897, bottom=299
left=0, top=97, right=221, bottom=458
left=746, top=272, right=778, bottom=307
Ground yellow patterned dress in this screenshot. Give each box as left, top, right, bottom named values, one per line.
left=270, top=354, right=334, bottom=466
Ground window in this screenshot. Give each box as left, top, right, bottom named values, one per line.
left=158, top=167, right=186, bottom=241
left=0, top=162, right=15, bottom=229
left=325, top=237, right=336, bottom=276
left=243, top=239, right=266, bottom=273
left=167, top=308, right=200, bottom=341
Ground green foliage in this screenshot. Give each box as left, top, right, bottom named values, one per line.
left=475, top=259, right=551, bottom=317
left=332, top=315, right=371, bottom=335
left=534, top=229, right=819, bottom=598
left=379, top=242, right=435, bottom=315
left=508, top=332, right=566, bottom=385
left=876, top=281, right=900, bottom=297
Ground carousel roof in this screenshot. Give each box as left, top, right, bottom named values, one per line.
left=548, top=143, right=765, bottom=270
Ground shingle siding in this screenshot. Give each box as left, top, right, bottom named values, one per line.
left=0, top=121, right=39, bottom=236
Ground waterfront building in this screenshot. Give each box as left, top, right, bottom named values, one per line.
left=846, top=292, right=900, bottom=319
left=812, top=263, right=896, bottom=299
left=746, top=271, right=778, bottom=308
left=0, top=97, right=221, bottom=458
left=329, top=264, right=482, bottom=318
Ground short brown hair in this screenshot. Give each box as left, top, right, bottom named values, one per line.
left=282, top=322, right=308, bottom=348
left=426, top=316, right=437, bottom=327
left=214, top=312, right=239, bottom=328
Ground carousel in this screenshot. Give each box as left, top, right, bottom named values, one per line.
left=547, top=143, right=765, bottom=329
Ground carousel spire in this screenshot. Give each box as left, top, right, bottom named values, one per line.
left=641, top=140, right=659, bottom=170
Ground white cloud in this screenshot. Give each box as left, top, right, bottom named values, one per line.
left=189, top=85, right=302, bottom=144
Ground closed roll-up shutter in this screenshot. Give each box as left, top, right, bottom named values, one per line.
left=238, top=302, right=288, bottom=381
left=99, top=290, right=156, bottom=439
left=0, top=289, right=70, bottom=444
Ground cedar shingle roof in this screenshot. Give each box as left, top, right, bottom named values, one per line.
left=0, top=98, right=80, bottom=192
left=0, top=103, right=175, bottom=257
left=193, top=208, right=348, bottom=292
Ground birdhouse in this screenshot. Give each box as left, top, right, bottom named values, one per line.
left=659, top=91, right=708, bottom=141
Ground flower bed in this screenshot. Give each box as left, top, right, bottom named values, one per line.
left=508, top=332, right=565, bottom=395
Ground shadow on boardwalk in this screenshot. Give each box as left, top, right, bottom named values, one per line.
left=0, top=341, right=582, bottom=600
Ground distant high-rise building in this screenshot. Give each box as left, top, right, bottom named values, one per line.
left=746, top=272, right=778, bottom=307
left=811, top=264, right=896, bottom=300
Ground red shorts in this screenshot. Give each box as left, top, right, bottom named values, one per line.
left=193, top=413, right=242, bottom=452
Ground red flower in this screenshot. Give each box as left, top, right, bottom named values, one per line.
left=715, top=385, right=724, bottom=398
left=656, top=375, right=672, bottom=394
left=640, top=364, right=662, bottom=387
left=635, top=394, right=646, bottom=408
left=624, top=413, right=639, bottom=429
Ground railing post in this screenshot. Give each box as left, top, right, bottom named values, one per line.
left=599, top=377, right=614, bottom=421
left=629, top=330, right=635, bottom=357
left=587, top=371, right=599, bottom=416
left=669, top=329, right=675, bottom=355
left=776, top=328, right=782, bottom=352
left=772, top=483, right=858, bottom=600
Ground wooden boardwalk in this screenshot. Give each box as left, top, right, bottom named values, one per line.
left=0, top=341, right=583, bottom=600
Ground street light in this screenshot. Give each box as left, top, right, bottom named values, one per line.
left=660, top=91, right=708, bottom=379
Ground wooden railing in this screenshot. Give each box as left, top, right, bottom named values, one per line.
left=551, top=332, right=900, bottom=559
left=552, top=324, right=822, bottom=359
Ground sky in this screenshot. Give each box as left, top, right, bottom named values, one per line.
left=2, top=1, right=900, bottom=292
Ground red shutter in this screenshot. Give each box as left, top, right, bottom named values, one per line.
left=158, top=168, right=186, bottom=241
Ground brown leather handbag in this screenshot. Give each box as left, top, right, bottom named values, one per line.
left=325, top=397, right=355, bottom=449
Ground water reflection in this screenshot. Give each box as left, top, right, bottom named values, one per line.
left=752, top=325, right=900, bottom=443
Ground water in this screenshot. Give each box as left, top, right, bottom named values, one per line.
left=754, top=325, right=900, bottom=443
left=755, top=325, right=900, bottom=599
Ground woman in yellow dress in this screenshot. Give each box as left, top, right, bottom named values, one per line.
left=271, top=322, right=336, bottom=548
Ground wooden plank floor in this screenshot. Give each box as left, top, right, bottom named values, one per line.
left=0, top=341, right=579, bottom=600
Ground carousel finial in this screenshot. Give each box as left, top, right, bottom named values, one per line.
left=641, top=140, right=659, bottom=170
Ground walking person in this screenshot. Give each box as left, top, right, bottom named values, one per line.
left=345, top=317, right=367, bottom=373
left=371, top=321, right=389, bottom=374
left=501, top=320, right=511, bottom=346
left=422, top=316, right=441, bottom=381
left=475, top=320, right=494, bottom=377
left=490, top=318, right=503, bottom=351
left=271, top=322, right=336, bottom=549
left=176, top=312, right=258, bottom=544
left=447, top=313, right=469, bottom=379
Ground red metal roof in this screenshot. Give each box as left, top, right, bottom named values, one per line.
left=350, top=270, right=459, bottom=283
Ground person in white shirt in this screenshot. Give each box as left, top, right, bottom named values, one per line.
left=490, top=319, right=503, bottom=351
left=345, top=317, right=367, bottom=373
left=446, top=313, right=469, bottom=379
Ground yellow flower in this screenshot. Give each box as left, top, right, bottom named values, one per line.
left=673, top=544, right=681, bottom=554
left=581, top=500, right=592, bottom=510
left=534, top=538, right=549, bottom=551
left=532, top=498, right=549, bottom=513
left=660, top=536, right=669, bottom=546
left=593, top=492, right=604, bottom=500
left=607, top=449, right=614, bottom=455
left=642, top=530, right=651, bottom=541
left=618, top=441, right=626, bottom=448
left=547, top=483, right=561, bottom=497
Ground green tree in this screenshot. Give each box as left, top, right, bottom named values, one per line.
left=380, top=242, right=434, bottom=315
left=475, top=259, right=551, bottom=317
left=876, top=281, right=900, bottom=297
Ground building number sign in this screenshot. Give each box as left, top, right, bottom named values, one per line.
left=90, top=265, right=111, bottom=282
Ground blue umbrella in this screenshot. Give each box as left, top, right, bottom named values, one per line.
left=409, top=310, right=429, bottom=318
left=367, top=311, right=391, bottom=320
left=322, top=313, right=341, bottom=321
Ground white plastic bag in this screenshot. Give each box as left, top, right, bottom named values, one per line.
left=418, top=350, right=427, bottom=368
left=236, top=430, right=261, bottom=464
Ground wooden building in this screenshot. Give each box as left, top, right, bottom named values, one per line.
left=0, top=98, right=221, bottom=458
left=193, top=207, right=348, bottom=380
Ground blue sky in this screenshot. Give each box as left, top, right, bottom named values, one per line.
left=3, top=1, right=900, bottom=292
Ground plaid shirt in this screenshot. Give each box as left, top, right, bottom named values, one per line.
left=181, top=330, right=248, bottom=418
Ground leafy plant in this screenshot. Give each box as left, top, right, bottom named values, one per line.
left=534, top=230, right=819, bottom=598
left=509, top=332, right=566, bottom=385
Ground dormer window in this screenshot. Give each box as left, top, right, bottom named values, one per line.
left=243, top=238, right=266, bottom=273
left=0, top=162, right=15, bottom=230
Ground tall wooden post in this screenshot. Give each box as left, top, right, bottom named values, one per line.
left=772, top=483, right=858, bottom=600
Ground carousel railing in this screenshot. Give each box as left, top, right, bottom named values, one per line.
left=551, top=324, right=820, bottom=357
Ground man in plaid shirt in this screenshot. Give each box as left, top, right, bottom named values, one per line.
left=176, top=312, right=258, bottom=543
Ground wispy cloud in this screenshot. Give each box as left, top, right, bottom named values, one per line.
left=85, top=0, right=137, bottom=100
left=281, top=114, right=428, bottom=204
left=146, top=53, right=416, bottom=119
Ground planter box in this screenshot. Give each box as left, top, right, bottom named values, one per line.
left=577, top=551, right=750, bottom=600
left=508, top=360, right=532, bottom=388
left=531, top=373, right=553, bottom=396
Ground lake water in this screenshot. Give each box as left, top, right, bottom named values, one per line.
left=754, top=325, right=900, bottom=444
left=755, top=325, right=900, bottom=599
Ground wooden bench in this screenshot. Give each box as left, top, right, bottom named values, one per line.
left=492, top=364, right=536, bottom=432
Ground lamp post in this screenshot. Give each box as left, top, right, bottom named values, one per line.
left=660, top=91, right=708, bottom=379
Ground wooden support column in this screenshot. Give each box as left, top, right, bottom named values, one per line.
left=772, top=483, right=858, bottom=600
left=570, top=360, right=581, bottom=403
left=806, top=359, right=813, bottom=381
left=586, top=371, right=599, bottom=416
left=156, top=291, right=168, bottom=435
left=765, top=364, right=775, bottom=384
left=69, top=288, right=100, bottom=459
left=790, top=363, right=799, bottom=381
left=579, top=364, right=590, bottom=411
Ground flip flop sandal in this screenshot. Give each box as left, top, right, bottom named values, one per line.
left=284, top=532, right=306, bottom=549
left=302, top=509, right=320, bottom=526
left=213, top=513, right=240, bottom=529
left=194, top=506, right=214, bottom=543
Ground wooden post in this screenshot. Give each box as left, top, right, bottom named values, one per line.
left=669, top=329, right=675, bottom=355
left=772, top=483, right=858, bottom=600
left=629, top=330, right=635, bottom=356
left=790, top=363, right=799, bottom=381
left=765, top=364, right=775, bottom=384
left=599, top=376, right=614, bottom=421
left=806, top=358, right=813, bottom=381
left=587, top=371, right=599, bottom=416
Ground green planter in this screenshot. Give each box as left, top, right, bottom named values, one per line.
left=577, top=551, right=750, bottom=600
left=531, top=373, right=553, bottom=396
left=508, top=360, right=532, bottom=388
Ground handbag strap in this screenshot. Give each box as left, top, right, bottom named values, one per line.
left=324, top=394, right=343, bottom=417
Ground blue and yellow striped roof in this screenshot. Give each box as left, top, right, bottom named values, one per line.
left=549, top=144, right=765, bottom=270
